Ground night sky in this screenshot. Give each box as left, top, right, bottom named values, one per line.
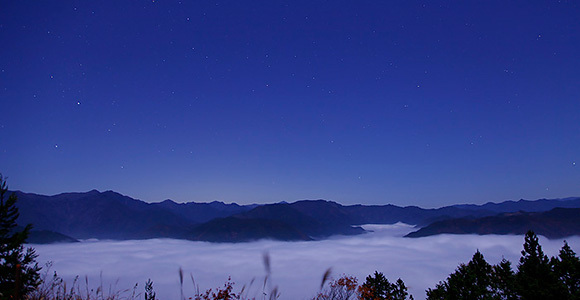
left=1, top=1, right=579, bottom=207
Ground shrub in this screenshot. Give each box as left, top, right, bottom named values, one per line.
left=359, top=271, right=413, bottom=300
left=314, top=275, right=359, bottom=300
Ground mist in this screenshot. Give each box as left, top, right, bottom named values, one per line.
left=31, top=224, right=580, bottom=300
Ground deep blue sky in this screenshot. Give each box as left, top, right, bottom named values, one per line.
left=1, top=1, right=579, bottom=207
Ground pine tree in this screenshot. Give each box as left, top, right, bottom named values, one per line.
left=427, top=232, right=580, bottom=300
left=426, top=250, right=505, bottom=300
left=490, top=258, right=517, bottom=300
left=516, top=230, right=565, bottom=300
left=0, top=174, right=40, bottom=299
left=552, top=241, right=580, bottom=300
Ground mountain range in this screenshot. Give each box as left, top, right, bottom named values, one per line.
left=11, top=190, right=580, bottom=243
left=406, top=207, right=580, bottom=239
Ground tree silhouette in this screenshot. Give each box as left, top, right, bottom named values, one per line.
left=426, top=231, right=580, bottom=300
left=359, top=271, right=413, bottom=300
left=426, top=250, right=501, bottom=299
left=0, top=174, right=40, bottom=299
left=516, top=230, right=565, bottom=300
left=552, top=241, right=580, bottom=299
left=490, top=258, right=517, bottom=300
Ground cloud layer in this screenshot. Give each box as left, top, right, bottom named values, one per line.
left=31, top=224, right=580, bottom=300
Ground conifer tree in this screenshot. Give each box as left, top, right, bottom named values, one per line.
left=552, top=241, right=580, bottom=300
left=0, top=174, right=40, bottom=299
left=516, top=230, right=565, bottom=300
left=425, top=250, right=524, bottom=300
left=427, top=231, right=580, bottom=300
left=490, top=258, right=517, bottom=300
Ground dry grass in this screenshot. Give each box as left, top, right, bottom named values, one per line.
left=26, top=263, right=139, bottom=300
left=26, top=253, right=282, bottom=300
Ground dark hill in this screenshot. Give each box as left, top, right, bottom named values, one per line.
left=289, top=200, right=363, bottom=236
left=342, top=204, right=490, bottom=227
left=405, top=207, right=580, bottom=239
left=451, top=197, right=580, bottom=213
left=27, top=230, right=79, bottom=244
left=12, top=189, right=580, bottom=242
left=215, top=202, right=364, bottom=238
left=239, top=203, right=321, bottom=233
left=190, top=216, right=311, bottom=242
left=14, top=190, right=195, bottom=240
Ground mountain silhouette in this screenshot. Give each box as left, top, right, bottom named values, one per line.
left=405, top=207, right=580, bottom=239
left=12, top=189, right=580, bottom=242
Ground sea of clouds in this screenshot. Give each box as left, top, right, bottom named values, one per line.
left=31, top=224, right=580, bottom=300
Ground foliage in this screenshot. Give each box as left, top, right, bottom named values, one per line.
left=516, top=230, right=566, bottom=299
left=193, top=277, right=241, bottom=300
left=489, top=259, right=517, bottom=300
left=312, top=273, right=412, bottom=300
left=359, top=271, right=413, bottom=300
left=0, top=174, right=41, bottom=299
left=426, top=250, right=495, bottom=300
left=427, top=231, right=580, bottom=300
left=314, top=275, right=359, bottom=300
left=552, top=241, right=580, bottom=300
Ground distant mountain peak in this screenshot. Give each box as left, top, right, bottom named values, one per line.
left=161, top=199, right=177, bottom=204
left=102, top=190, right=124, bottom=196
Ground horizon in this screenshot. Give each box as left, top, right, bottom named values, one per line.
left=1, top=1, right=579, bottom=207
left=10, top=187, right=580, bottom=209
